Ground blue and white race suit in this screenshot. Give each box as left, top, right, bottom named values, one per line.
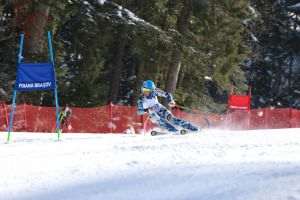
left=137, top=88, right=199, bottom=132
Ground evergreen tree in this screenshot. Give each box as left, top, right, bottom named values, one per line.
left=0, top=1, right=17, bottom=102
left=0, top=0, right=252, bottom=113
left=248, top=0, right=300, bottom=108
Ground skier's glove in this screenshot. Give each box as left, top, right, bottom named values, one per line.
left=144, top=108, right=149, bottom=113
left=137, top=108, right=149, bottom=115
left=137, top=109, right=145, bottom=115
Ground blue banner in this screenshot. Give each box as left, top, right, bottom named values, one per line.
left=16, top=63, right=55, bottom=91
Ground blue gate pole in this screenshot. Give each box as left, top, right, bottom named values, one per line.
left=7, top=33, right=24, bottom=143
left=7, top=90, right=17, bottom=142
left=47, top=31, right=60, bottom=140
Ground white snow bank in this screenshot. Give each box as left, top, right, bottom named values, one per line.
left=0, top=128, right=300, bottom=200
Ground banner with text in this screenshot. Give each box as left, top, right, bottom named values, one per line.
left=16, top=63, right=55, bottom=91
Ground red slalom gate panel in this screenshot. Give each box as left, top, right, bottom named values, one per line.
left=228, top=95, right=251, bottom=111
left=225, top=91, right=251, bottom=130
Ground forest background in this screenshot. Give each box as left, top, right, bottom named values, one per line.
left=1, top=0, right=300, bottom=113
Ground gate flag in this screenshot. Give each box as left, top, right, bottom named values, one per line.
left=7, top=31, right=61, bottom=143
left=16, top=63, right=55, bottom=91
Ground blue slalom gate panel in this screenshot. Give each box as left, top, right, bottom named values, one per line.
left=16, top=63, right=55, bottom=91
left=7, top=31, right=61, bottom=142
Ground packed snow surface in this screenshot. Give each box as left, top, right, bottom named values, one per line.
left=1, top=128, right=300, bottom=200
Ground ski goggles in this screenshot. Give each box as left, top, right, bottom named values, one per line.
left=142, top=87, right=152, bottom=93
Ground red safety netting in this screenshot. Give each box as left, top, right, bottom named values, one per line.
left=0, top=103, right=213, bottom=133
left=0, top=103, right=8, bottom=131
left=222, top=108, right=300, bottom=130
left=1, top=103, right=300, bottom=133
left=64, top=106, right=111, bottom=133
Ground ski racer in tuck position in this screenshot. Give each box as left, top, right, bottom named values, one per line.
left=137, top=80, right=200, bottom=135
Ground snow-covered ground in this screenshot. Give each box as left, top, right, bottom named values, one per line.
left=1, top=128, right=300, bottom=200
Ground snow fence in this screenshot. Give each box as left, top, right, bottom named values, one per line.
left=0, top=103, right=215, bottom=133
left=1, top=103, right=300, bottom=133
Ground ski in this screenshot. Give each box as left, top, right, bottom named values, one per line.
left=150, top=129, right=189, bottom=136
left=150, top=130, right=168, bottom=136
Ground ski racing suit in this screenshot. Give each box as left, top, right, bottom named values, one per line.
left=137, top=88, right=199, bottom=133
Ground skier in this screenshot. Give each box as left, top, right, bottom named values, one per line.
left=137, top=80, right=200, bottom=135
left=59, top=104, right=72, bottom=132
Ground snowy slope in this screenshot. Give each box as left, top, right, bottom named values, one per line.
left=0, top=129, right=300, bottom=200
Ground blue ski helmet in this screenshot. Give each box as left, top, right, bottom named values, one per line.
left=143, top=80, right=156, bottom=90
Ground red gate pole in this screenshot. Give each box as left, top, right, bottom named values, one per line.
left=142, top=114, right=149, bottom=135
left=3, top=103, right=9, bottom=129
left=24, top=103, right=27, bottom=131
left=109, top=102, right=113, bottom=133
left=247, top=86, right=252, bottom=129
left=289, top=107, right=292, bottom=128
left=140, top=112, right=144, bottom=134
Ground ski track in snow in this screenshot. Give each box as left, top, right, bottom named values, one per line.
left=0, top=129, right=300, bottom=200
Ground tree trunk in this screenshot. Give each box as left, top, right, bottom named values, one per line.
left=109, top=28, right=127, bottom=103
left=25, top=3, right=49, bottom=56
left=176, top=0, right=192, bottom=33
left=165, top=0, right=192, bottom=94
left=166, top=49, right=182, bottom=93
left=13, top=1, right=50, bottom=56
